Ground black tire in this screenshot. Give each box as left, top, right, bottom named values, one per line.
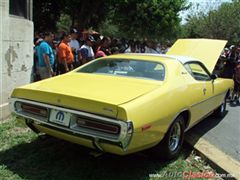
left=213, top=97, right=227, bottom=118
left=155, top=115, right=185, bottom=160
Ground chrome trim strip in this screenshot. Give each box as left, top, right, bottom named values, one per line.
left=185, top=91, right=227, bottom=131
left=167, top=91, right=227, bottom=133
left=123, top=53, right=200, bottom=64
left=10, top=98, right=130, bottom=144
left=190, top=91, right=226, bottom=108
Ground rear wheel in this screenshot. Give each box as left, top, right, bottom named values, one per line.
left=155, top=116, right=185, bottom=160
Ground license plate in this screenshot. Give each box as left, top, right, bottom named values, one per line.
left=49, top=109, right=71, bottom=127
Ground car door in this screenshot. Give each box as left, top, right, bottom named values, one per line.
left=184, top=62, right=214, bottom=124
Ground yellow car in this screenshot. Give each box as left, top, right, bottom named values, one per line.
left=10, top=39, right=234, bottom=159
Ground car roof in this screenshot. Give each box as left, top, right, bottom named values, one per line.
left=108, top=53, right=199, bottom=64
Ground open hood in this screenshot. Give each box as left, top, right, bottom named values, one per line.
left=166, top=39, right=227, bottom=72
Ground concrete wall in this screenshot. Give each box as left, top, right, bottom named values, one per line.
left=0, top=0, right=33, bottom=120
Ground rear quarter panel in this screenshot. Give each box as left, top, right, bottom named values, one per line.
left=119, top=61, right=191, bottom=152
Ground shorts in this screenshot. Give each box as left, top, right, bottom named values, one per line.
left=58, top=63, right=73, bottom=74
left=38, top=67, right=52, bottom=80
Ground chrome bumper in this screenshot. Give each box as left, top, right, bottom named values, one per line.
left=10, top=98, right=133, bottom=151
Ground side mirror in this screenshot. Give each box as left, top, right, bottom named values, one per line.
left=210, top=74, right=218, bottom=80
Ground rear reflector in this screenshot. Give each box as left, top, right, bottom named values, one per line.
left=21, top=103, right=48, bottom=117
left=141, top=124, right=152, bottom=131
left=76, top=118, right=120, bottom=134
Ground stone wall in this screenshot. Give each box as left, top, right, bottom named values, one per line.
left=0, top=0, right=33, bottom=120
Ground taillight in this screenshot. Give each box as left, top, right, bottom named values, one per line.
left=20, top=103, right=48, bottom=117
left=76, top=118, right=120, bottom=134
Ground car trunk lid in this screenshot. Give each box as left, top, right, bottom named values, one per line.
left=12, top=73, right=161, bottom=118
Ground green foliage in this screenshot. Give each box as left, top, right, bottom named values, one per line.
left=56, top=14, right=72, bottom=32
left=98, top=19, right=122, bottom=37
left=33, top=0, right=188, bottom=40
left=33, top=0, right=63, bottom=32
left=111, top=0, right=188, bottom=40
left=182, top=1, right=240, bottom=44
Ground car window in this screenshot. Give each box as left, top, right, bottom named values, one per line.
left=77, top=59, right=165, bottom=81
left=184, top=63, right=211, bottom=81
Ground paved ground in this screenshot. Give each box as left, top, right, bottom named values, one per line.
left=186, top=102, right=240, bottom=179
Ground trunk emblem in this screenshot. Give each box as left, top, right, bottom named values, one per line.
left=56, top=111, right=64, bottom=121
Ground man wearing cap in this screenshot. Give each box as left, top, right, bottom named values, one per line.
left=69, top=28, right=80, bottom=67
left=79, top=35, right=95, bottom=64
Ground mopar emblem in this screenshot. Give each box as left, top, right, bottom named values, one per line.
left=56, top=111, right=64, bottom=121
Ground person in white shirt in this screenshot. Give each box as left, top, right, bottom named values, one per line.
left=79, top=35, right=95, bottom=64
left=124, top=41, right=138, bottom=53
left=145, top=40, right=160, bottom=54
left=69, top=28, right=80, bottom=67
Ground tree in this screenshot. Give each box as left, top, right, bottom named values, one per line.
left=182, top=1, right=240, bottom=44
left=33, top=0, right=64, bottom=32
left=33, top=0, right=188, bottom=40
left=62, top=0, right=111, bottom=30
left=56, top=14, right=72, bottom=32
left=33, top=0, right=111, bottom=32
left=111, top=0, right=188, bottom=40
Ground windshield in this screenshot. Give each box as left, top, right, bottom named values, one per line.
left=77, top=59, right=165, bottom=81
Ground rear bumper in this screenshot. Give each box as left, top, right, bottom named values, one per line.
left=10, top=98, right=133, bottom=154
left=17, top=117, right=163, bottom=155
left=31, top=121, right=129, bottom=155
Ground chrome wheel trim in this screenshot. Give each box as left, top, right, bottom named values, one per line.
left=220, top=103, right=225, bottom=113
left=169, top=122, right=181, bottom=152
left=221, top=99, right=226, bottom=113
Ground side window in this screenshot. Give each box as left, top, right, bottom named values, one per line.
left=185, top=63, right=211, bottom=81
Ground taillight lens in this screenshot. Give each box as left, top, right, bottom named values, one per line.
left=20, top=103, right=48, bottom=117
left=76, top=118, right=120, bottom=134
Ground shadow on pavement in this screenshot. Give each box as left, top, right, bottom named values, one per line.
left=0, top=135, right=192, bottom=180
left=185, top=110, right=228, bottom=145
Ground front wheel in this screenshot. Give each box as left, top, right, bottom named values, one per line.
left=155, top=116, right=185, bottom=160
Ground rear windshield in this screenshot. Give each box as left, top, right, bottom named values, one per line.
left=77, top=59, right=165, bottom=81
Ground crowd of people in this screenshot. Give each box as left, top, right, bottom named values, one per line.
left=33, top=28, right=171, bottom=82
left=219, top=45, right=240, bottom=103
left=33, top=28, right=240, bottom=102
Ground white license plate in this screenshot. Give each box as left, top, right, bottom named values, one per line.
left=49, top=109, right=71, bottom=126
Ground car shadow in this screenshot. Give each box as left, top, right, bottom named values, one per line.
left=185, top=109, right=229, bottom=145
left=0, top=135, right=192, bottom=180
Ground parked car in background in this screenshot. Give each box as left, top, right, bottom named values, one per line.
left=10, top=39, right=233, bottom=159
